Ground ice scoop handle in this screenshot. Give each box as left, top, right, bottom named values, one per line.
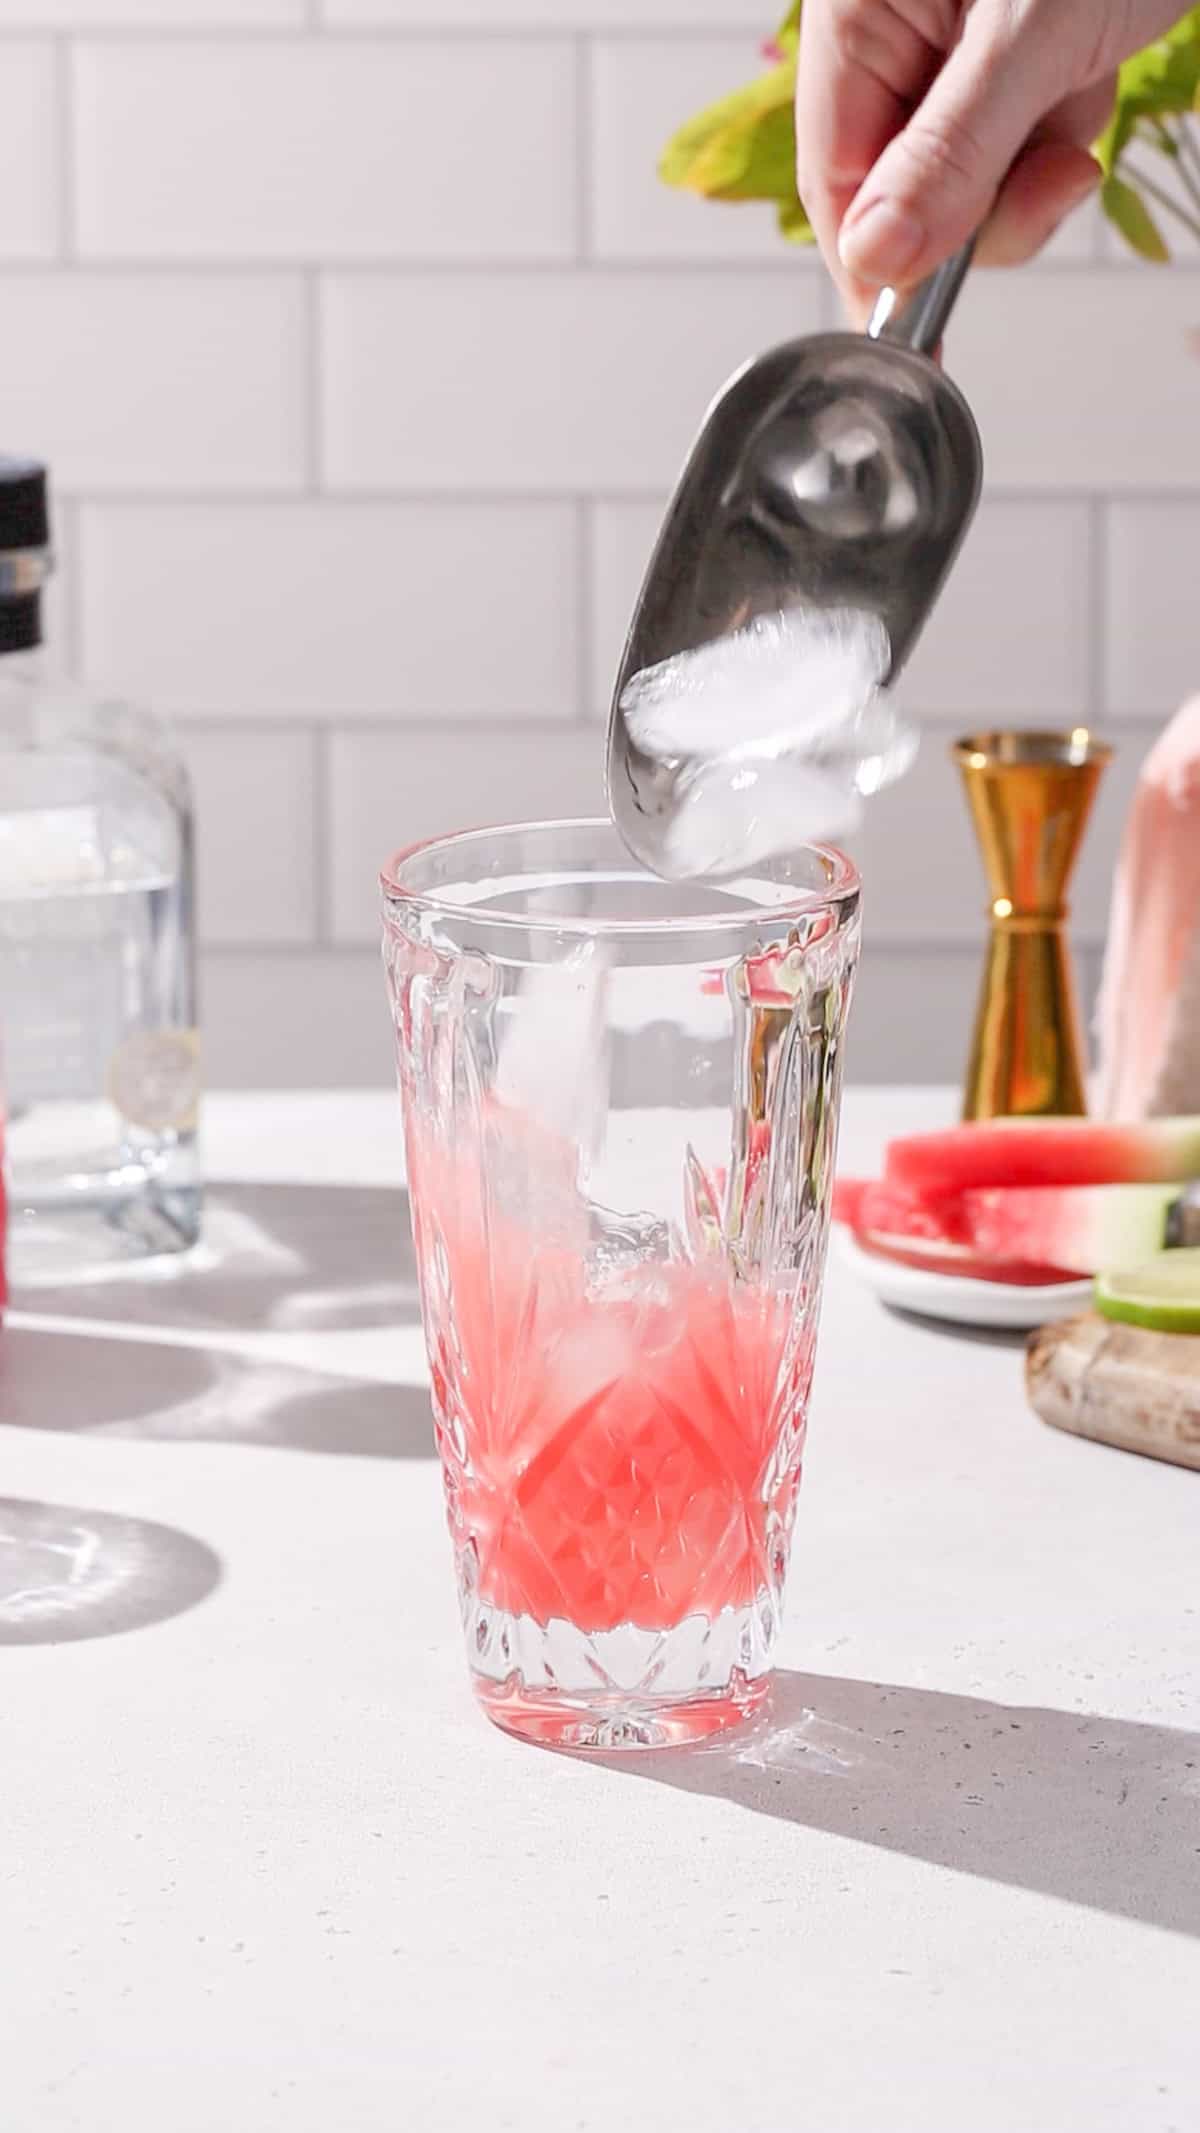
left=866, top=241, right=975, bottom=357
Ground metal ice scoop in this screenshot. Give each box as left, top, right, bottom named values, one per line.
left=606, top=248, right=982, bottom=874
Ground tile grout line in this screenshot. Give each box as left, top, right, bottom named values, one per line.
left=0, top=252, right=1169, bottom=279
left=48, top=483, right=1200, bottom=508
left=202, top=932, right=1121, bottom=959
left=0, top=25, right=793, bottom=48
left=199, top=940, right=379, bottom=961
left=171, top=711, right=618, bottom=737
left=19, top=25, right=1171, bottom=61
left=180, top=714, right=330, bottom=739
left=165, top=713, right=1163, bottom=743
left=4, top=255, right=814, bottom=278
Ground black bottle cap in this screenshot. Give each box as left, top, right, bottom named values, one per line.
left=0, top=458, right=50, bottom=652
left=0, top=594, right=42, bottom=652
left=0, top=457, right=49, bottom=554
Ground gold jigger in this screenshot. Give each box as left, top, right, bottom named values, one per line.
left=954, top=729, right=1112, bottom=1121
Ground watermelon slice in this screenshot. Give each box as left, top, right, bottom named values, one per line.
left=836, top=1176, right=1078, bottom=1283
left=961, top=1183, right=1183, bottom=1276
left=851, top=1229, right=1080, bottom=1286
left=832, top=1177, right=871, bottom=1228
left=834, top=1177, right=960, bottom=1239
left=885, top=1117, right=1200, bottom=1195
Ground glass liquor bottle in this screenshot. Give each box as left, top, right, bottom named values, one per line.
left=0, top=457, right=200, bottom=1281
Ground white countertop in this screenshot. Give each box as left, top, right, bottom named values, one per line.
left=4, top=1089, right=1198, bottom=2133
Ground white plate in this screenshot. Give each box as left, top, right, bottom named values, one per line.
left=837, top=1232, right=1093, bottom=1331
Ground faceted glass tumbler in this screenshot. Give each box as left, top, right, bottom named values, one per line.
left=382, top=821, right=860, bottom=1750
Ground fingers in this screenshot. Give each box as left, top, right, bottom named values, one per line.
left=972, top=74, right=1113, bottom=265
left=795, top=0, right=1110, bottom=317
left=837, top=0, right=1066, bottom=286
left=974, top=138, right=1102, bottom=268
left=795, top=0, right=944, bottom=317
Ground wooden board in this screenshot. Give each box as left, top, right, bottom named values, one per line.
left=1026, top=1314, right=1200, bottom=1471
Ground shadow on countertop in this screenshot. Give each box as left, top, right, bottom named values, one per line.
left=1, top=1179, right=433, bottom=1458
left=8, top=1181, right=421, bottom=1337
left=624, top=1669, right=1200, bottom=1940
left=881, top=1305, right=1032, bottom=1351
left=0, top=1494, right=221, bottom=1645
left=0, top=1325, right=434, bottom=1460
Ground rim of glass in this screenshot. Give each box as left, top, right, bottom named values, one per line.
left=954, top=728, right=1114, bottom=769
left=380, top=818, right=861, bottom=939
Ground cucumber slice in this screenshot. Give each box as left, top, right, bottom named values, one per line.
left=1095, top=1246, right=1200, bottom=1333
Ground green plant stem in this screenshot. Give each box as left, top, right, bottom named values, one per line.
left=1176, top=116, right=1200, bottom=200
left=1147, top=115, right=1200, bottom=215
left=1123, top=159, right=1200, bottom=240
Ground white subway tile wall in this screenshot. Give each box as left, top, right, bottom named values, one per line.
left=0, top=274, right=306, bottom=491
left=3, top=4, right=1189, bottom=1086
left=320, top=270, right=827, bottom=491
left=0, top=2, right=302, bottom=21
left=329, top=726, right=603, bottom=942
left=1104, top=500, right=1200, bottom=719
left=73, top=41, right=578, bottom=261
left=183, top=725, right=319, bottom=945
left=322, top=3, right=781, bottom=26
left=0, top=44, right=59, bottom=258
left=78, top=501, right=579, bottom=717
left=589, top=496, right=666, bottom=716
left=588, top=39, right=797, bottom=262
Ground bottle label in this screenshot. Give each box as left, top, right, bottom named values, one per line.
left=108, top=1028, right=201, bottom=1134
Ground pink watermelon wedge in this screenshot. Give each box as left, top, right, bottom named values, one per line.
left=832, top=1177, right=871, bottom=1228
left=961, top=1182, right=1182, bottom=1275
left=885, top=1117, right=1200, bottom=1195
left=851, top=1227, right=1078, bottom=1285
left=835, top=1171, right=1190, bottom=1283
left=833, top=1177, right=964, bottom=1241
left=835, top=1176, right=1079, bottom=1283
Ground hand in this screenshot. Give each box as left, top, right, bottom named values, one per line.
left=795, top=0, right=1185, bottom=320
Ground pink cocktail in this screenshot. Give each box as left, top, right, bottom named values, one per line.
left=383, top=821, right=859, bottom=1750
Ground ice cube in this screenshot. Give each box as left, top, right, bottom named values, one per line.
left=586, top=1201, right=680, bottom=1291
left=620, top=605, right=889, bottom=762
left=493, top=936, right=610, bottom=1169
left=658, top=753, right=863, bottom=882
left=617, top=603, right=914, bottom=881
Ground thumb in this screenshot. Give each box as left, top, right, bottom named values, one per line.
left=837, top=3, right=1062, bottom=286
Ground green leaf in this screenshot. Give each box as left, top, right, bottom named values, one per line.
left=659, top=56, right=798, bottom=203
left=777, top=193, right=815, bottom=244
left=1096, top=9, right=1200, bottom=176
left=653, top=0, right=813, bottom=238
left=707, top=100, right=799, bottom=203
left=1101, top=172, right=1171, bottom=259
left=657, top=97, right=732, bottom=191
left=773, top=3, right=802, bottom=60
